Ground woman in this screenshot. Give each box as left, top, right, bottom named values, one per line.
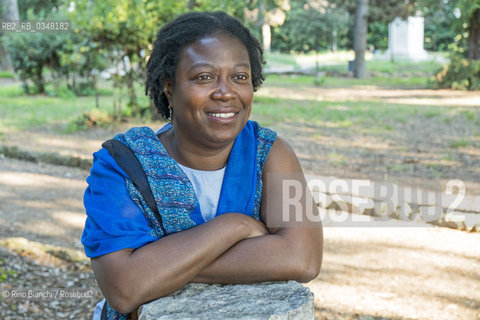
left=82, top=11, right=323, bottom=320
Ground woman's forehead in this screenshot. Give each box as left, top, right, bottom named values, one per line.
left=177, top=33, right=250, bottom=70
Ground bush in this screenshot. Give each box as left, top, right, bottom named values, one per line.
left=46, top=85, right=76, bottom=99
left=0, top=71, right=14, bottom=79
left=435, top=56, right=480, bottom=90
left=3, top=31, right=65, bottom=94
left=80, top=108, right=113, bottom=127
left=65, top=108, right=113, bottom=133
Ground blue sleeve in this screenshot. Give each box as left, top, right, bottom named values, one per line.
left=81, top=148, right=159, bottom=258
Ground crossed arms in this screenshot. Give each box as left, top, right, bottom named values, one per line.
left=91, top=137, right=324, bottom=314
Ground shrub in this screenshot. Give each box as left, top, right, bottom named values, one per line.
left=66, top=108, right=113, bottom=133
left=435, top=56, right=480, bottom=90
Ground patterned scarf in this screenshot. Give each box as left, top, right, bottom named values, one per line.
left=103, top=120, right=276, bottom=319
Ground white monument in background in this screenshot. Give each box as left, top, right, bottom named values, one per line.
left=386, top=16, right=429, bottom=61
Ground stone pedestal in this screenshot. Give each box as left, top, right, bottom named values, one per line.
left=386, top=16, right=429, bottom=61
left=138, top=281, right=314, bottom=320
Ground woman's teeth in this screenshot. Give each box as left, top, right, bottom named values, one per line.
left=208, top=112, right=235, bottom=118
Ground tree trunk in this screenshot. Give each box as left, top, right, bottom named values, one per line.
left=126, top=70, right=138, bottom=116
left=468, top=9, right=480, bottom=60
left=256, top=0, right=271, bottom=52
left=123, top=56, right=138, bottom=116
left=353, top=0, right=369, bottom=78
left=34, top=67, right=45, bottom=93
left=0, top=0, right=19, bottom=71
left=262, top=23, right=271, bottom=52
left=187, top=0, right=196, bottom=10
left=149, top=99, right=160, bottom=121
left=93, top=75, right=99, bottom=109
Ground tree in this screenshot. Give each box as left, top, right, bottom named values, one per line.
left=272, top=1, right=349, bottom=54
left=67, top=0, right=184, bottom=117
left=0, top=0, right=19, bottom=71
left=242, top=0, right=290, bottom=51
left=330, top=0, right=417, bottom=78
left=3, top=5, right=69, bottom=93
left=353, top=0, right=368, bottom=78
left=431, top=0, right=480, bottom=90
left=423, top=1, right=457, bottom=52
left=456, top=0, right=480, bottom=60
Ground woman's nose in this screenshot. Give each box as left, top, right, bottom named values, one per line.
left=211, top=78, right=235, bottom=101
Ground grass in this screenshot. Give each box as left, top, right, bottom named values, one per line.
left=265, top=50, right=445, bottom=78
left=389, top=164, right=410, bottom=173
left=263, top=74, right=432, bottom=89
left=252, top=93, right=452, bottom=128
left=450, top=138, right=471, bottom=149
left=0, top=82, right=151, bottom=133
left=0, top=55, right=475, bottom=137
left=0, top=71, right=14, bottom=79
left=0, top=88, right=113, bottom=131
left=0, top=85, right=24, bottom=97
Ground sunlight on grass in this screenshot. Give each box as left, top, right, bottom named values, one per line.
left=0, top=71, right=15, bottom=79
left=0, top=82, right=154, bottom=133
left=0, top=85, right=116, bottom=132
left=263, top=74, right=432, bottom=89
left=0, top=85, right=24, bottom=97
left=253, top=94, right=451, bottom=130
left=450, top=138, right=471, bottom=149
left=327, top=152, right=347, bottom=166
left=1, top=62, right=477, bottom=145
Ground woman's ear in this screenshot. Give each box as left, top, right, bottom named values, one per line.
left=163, top=78, right=173, bottom=102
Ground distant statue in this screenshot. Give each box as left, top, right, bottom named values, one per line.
left=387, top=17, right=429, bottom=61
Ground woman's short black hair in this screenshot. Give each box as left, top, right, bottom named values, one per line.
left=146, top=11, right=265, bottom=119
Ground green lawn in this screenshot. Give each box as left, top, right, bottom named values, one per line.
left=263, top=74, right=432, bottom=89
left=0, top=81, right=151, bottom=133
left=265, top=50, right=446, bottom=77
left=252, top=94, right=473, bottom=129
left=0, top=55, right=469, bottom=137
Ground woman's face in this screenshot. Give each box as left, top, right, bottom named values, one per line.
left=165, top=32, right=254, bottom=148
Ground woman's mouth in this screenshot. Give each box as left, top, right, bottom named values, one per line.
left=207, top=112, right=236, bottom=119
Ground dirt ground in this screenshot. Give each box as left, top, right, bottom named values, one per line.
left=1, top=157, right=479, bottom=320
left=1, top=86, right=480, bottom=319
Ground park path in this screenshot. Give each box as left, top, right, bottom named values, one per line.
left=1, top=155, right=479, bottom=319
left=0, top=85, right=479, bottom=319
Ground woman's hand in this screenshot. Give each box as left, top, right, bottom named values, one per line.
left=91, top=212, right=263, bottom=314
left=191, top=136, right=323, bottom=285
left=243, top=216, right=269, bottom=239
left=215, top=212, right=268, bottom=239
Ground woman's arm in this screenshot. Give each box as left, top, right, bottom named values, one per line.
left=91, top=212, right=266, bottom=314
left=192, top=136, right=323, bottom=284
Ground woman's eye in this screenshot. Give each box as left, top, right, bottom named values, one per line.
left=196, top=74, right=212, bottom=81
left=235, top=74, right=248, bottom=81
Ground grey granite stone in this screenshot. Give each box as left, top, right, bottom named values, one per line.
left=138, top=281, right=314, bottom=320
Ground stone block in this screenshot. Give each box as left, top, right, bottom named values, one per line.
left=312, top=192, right=333, bottom=209
left=138, top=281, right=314, bottom=320
left=440, top=212, right=466, bottom=230
left=417, top=206, right=444, bottom=223
left=441, top=212, right=480, bottom=231
left=391, top=202, right=414, bottom=221
left=363, top=200, right=394, bottom=217
left=326, top=195, right=373, bottom=215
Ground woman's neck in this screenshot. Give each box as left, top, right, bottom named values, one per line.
left=159, top=128, right=233, bottom=171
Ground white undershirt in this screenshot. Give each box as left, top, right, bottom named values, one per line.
left=92, top=127, right=226, bottom=320
left=177, top=163, right=226, bottom=222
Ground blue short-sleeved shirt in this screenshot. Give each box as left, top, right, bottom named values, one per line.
left=81, top=148, right=158, bottom=258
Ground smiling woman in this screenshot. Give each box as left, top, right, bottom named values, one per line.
left=81, top=11, right=323, bottom=320
left=160, top=33, right=255, bottom=167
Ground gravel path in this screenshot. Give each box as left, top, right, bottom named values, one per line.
left=0, top=86, right=479, bottom=319
left=1, top=156, right=479, bottom=319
